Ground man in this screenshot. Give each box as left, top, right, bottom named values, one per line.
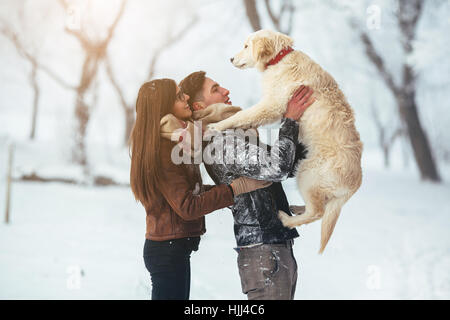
left=179, top=71, right=313, bottom=300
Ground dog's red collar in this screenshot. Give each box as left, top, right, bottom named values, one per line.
left=265, top=46, right=294, bottom=69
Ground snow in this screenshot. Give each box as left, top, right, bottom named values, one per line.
left=0, top=148, right=449, bottom=300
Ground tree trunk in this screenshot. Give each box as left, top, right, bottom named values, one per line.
left=243, top=0, right=295, bottom=34
left=29, top=63, right=39, bottom=140
left=72, top=96, right=89, bottom=166
left=124, top=107, right=135, bottom=146
left=383, top=145, right=390, bottom=168
left=396, top=65, right=440, bottom=181
left=58, top=0, right=126, bottom=167
left=243, top=0, right=261, bottom=31
left=400, top=98, right=440, bottom=181
left=356, top=0, right=440, bottom=182
left=395, top=0, right=440, bottom=182
left=72, top=54, right=100, bottom=166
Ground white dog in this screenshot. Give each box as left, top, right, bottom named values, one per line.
left=209, top=30, right=363, bottom=253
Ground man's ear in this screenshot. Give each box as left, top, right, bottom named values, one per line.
left=192, top=101, right=206, bottom=111
left=252, top=37, right=274, bottom=61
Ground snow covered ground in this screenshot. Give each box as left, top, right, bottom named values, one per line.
left=0, top=146, right=449, bottom=300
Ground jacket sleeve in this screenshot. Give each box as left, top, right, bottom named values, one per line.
left=208, top=117, right=299, bottom=182
left=288, top=140, right=308, bottom=178
left=201, top=184, right=216, bottom=192
left=158, top=146, right=234, bottom=221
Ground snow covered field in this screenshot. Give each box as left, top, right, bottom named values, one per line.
left=0, top=149, right=449, bottom=300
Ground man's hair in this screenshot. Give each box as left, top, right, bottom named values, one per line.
left=179, top=71, right=206, bottom=108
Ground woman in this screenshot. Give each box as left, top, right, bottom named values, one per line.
left=129, top=79, right=270, bottom=300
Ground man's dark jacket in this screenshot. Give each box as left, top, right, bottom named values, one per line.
left=203, top=118, right=307, bottom=247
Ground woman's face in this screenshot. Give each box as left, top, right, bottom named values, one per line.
left=172, top=86, right=191, bottom=121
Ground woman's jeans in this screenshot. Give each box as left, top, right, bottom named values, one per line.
left=143, top=237, right=200, bottom=300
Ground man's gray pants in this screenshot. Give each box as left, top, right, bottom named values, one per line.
left=236, top=240, right=298, bottom=300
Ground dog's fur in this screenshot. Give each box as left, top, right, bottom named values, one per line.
left=210, top=30, right=363, bottom=253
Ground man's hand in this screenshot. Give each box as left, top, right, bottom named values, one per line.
left=283, top=85, right=315, bottom=121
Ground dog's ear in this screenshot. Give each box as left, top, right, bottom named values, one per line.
left=277, top=33, right=294, bottom=49
left=252, top=37, right=274, bottom=61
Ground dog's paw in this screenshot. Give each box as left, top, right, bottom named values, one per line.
left=206, top=123, right=223, bottom=132
left=239, top=124, right=254, bottom=130
left=289, top=205, right=306, bottom=216
left=278, top=210, right=296, bottom=229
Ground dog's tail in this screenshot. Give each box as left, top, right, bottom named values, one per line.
left=319, top=196, right=347, bottom=254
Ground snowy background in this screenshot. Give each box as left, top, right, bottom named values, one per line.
left=0, top=0, right=449, bottom=299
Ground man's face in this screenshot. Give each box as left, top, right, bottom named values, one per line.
left=192, top=77, right=231, bottom=110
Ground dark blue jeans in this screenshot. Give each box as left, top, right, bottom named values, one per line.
left=143, top=237, right=200, bottom=300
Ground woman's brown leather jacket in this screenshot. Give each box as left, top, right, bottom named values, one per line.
left=144, top=138, right=234, bottom=241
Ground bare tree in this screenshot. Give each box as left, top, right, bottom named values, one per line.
left=105, top=15, right=197, bottom=146
left=104, top=56, right=135, bottom=147
left=0, top=3, right=73, bottom=140
left=353, top=0, right=440, bottom=182
left=370, top=101, right=405, bottom=167
left=243, top=0, right=295, bottom=34
left=0, top=22, right=40, bottom=140
left=58, top=0, right=127, bottom=166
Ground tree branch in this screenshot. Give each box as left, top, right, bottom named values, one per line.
left=104, top=55, right=129, bottom=111
left=284, top=0, right=295, bottom=35
left=264, top=0, right=295, bottom=34
left=396, top=0, right=424, bottom=53
left=242, top=0, right=262, bottom=31
left=0, top=21, right=76, bottom=90
left=356, top=25, right=399, bottom=95
left=102, top=0, right=127, bottom=47
left=264, top=0, right=280, bottom=30
left=146, top=16, right=198, bottom=80
left=58, top=0, right=92, bottom=49
left=59, top=0, right=127, bottom=52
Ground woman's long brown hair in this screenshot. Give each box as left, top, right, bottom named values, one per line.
left=129, top=79, right=177, bottom=207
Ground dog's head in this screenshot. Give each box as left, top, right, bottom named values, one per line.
left=230, top=29, right=294, bottom=71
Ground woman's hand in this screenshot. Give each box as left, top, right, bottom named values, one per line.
left=283, top=85, right=315, bottom=121
left=230, top=177, right=272, bottom=196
